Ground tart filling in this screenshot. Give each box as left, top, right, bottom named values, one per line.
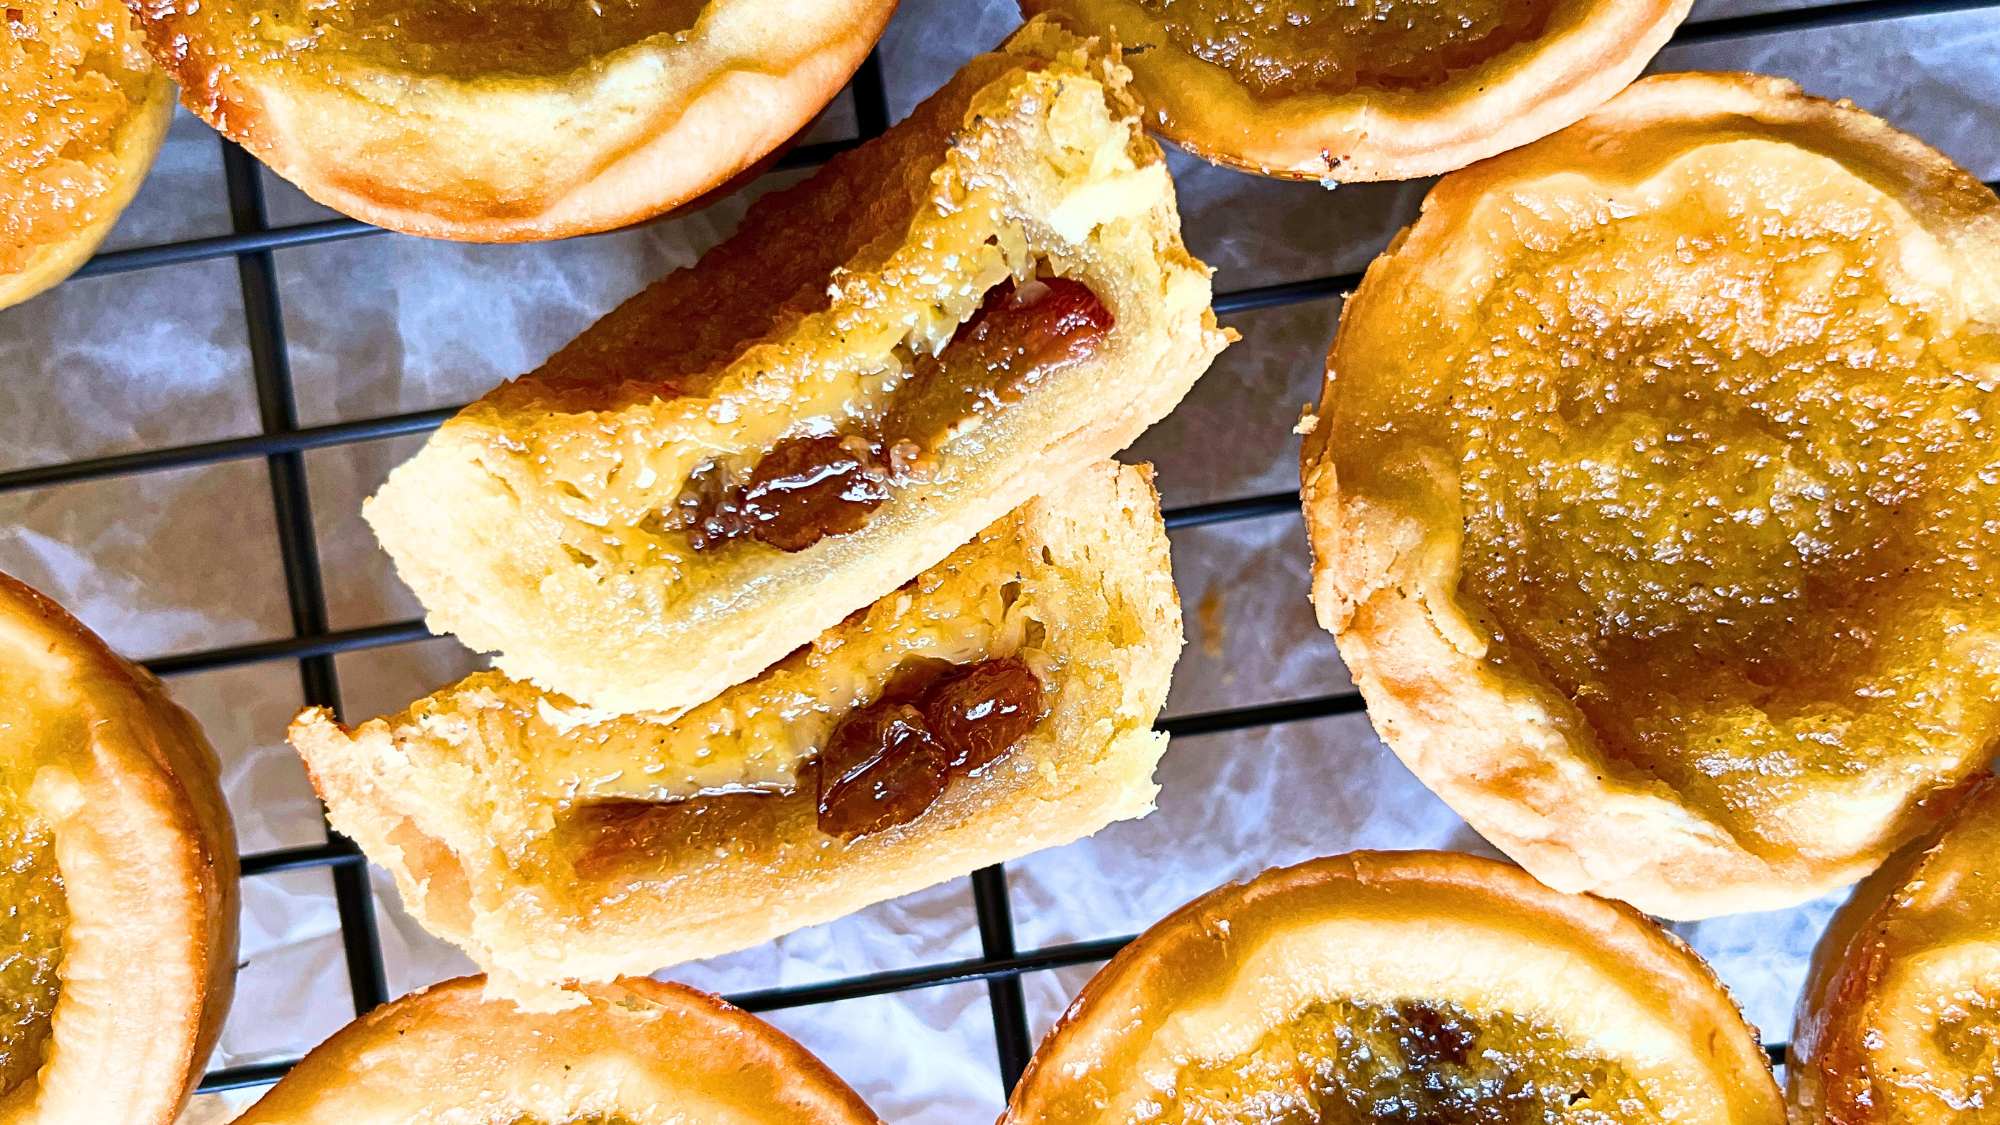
left=1005, top=852, right=1782, bottom=1124
left=1304, top=73, right=2000, bottom=916
left=0, top=782, right=65, bottom=1103
left=0, top=0, right=167, bottom=298
left=1139, top=0, right=1567, bottom=98
left=157, top=0, right=710, bottom=81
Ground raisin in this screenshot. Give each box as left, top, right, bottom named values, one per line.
left=918, top=656, right=1046, bottom=773
left=1398, top=1001, right=1477, bottom=1067
left=739, top=434, right=889, bottom=552
left=814, top=702, right=949, bottom=841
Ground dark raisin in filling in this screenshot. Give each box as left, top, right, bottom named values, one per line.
left=815, top=656, right=1048, bottom=840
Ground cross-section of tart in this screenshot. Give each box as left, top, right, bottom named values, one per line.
left=230, top=975, right=880, bottom=1123
left=294, top=461, right=1179, bottom=1005
left=0, top=0, right=171, bottom=308
left=0, top=571, right=238, bottom=1124
left=1790, top=774, right=2000, bottom=1124
left=363, top=17, right=1226, bottom=714
left=1302, top=73, right=2000, bottom=919
left=1006, top=850, right=1783, bottom=1124
left=1019, top=0, right=1689, bottom=181
left=124, top=0, right=898, bottom=241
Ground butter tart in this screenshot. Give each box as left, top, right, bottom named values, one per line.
left=0, top=572, right=237, bottom=1124
left=124, top=0, right=899, bottom=241
left=1006, top=850, right=1783, bottom=1124
left=232, top=975, right=880, bottom=1123
left=364, top=17, right=1227, bottom=714
left=1302, top=73, right=2000, bottom=919
left=0, top=0, right=171, bottom=308
left=1019, top=0, right=1690, bottom=181
left=1791, top=774, right=2000, bottom=1123
left=293, top=461, right=1179, bottom=1005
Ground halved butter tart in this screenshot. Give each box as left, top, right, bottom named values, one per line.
left=1019, top=0, right=1689, bottom=181
left=0, top=571, right=237, bottom=1124
left=123, top=0, right=898, bottom=241
left=1005, top=850, right=1782, bottom=1125
left=1301, top=73, right=2000, bottom=919
left=230, top=975, right=880, bottom=1123
left=291, top=461, right=1180, bottom=1006
left=0, top=0, right=171, bottom=309
left=363, top=16, right=1228, bottom=714
left=1791, top=774, right=2000, bottom=1124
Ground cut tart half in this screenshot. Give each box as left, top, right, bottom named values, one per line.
left=1019, top=0, right=1689, bottom=181
left=0, top=0, right=171, bottom=308
left=230, top=975, right=880, bottom=1123
left=1302, top=73, right=2000, bottom=918
left=293, top=461, right=1179, bottom=1006
left=0, top=572, right=238, bottom=1125
left=364, top=16, right=1227, bottom=714
left=125, top=0, right=898, bottom=241
left=1791, top=774, right=2000, bottom=1124
left=1005, top=850, right=1782, bottom=1124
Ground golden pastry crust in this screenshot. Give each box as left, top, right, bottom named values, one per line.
left=1019, top=0, right=1689, bottom=181
left=293, top=462, right=1181, bottom=1006
left=1006, top=850, right=1782, bottom=1124
left=0, top=572, right=237, bottom=1125
left=0, top=0, right=171, bottom=309
left=364, top=16, right=1228, bottom=714
left=125, top=0, right=898, bottom=241
left=1790, top=774, right=2000, bottom=1124
left=1302, top=72, right=2000, bottom=920
left=231, top=975, right=880, bottom=1123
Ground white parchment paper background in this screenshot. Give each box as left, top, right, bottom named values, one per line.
left=2, top=1, right=1998, bottom=1121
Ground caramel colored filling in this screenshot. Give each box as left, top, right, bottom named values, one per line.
left=1138, top=0, right=1564, bottom=97
left=678, top=277, right=1113, bottom=554
left=162, top=0, right=706, bottom=81
left=1149, top=998, right=1659, bottom=1123
left=0, top=0, right=155, bottom=276
left=0, top=785, right=64, bottom=1100
left=1336, top=147, right=2000, bottom=848
left=814, top=656, right=1047, bottom=839
left=1882, top=988, right=2000, bottom=1119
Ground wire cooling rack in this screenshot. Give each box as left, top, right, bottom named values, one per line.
left=4, top=0, right=1996, bottom=1103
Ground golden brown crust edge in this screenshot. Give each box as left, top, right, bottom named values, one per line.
left=0, top=67, right=172, bottom=310
left=1020, top=0, right=1690, bottom=181
left=1006, top=850, right=1781, bottom=1124
left=1300, top=72, right=2000, bottom=921
left=233, top=975, right=881, bottom=1123
left=296, top=461, right=1182, bottom=1005
left=1788, top=774, right=2000, bottom=1124
left=130, top=0, right=898, bottom=241
left=0, top=572, right=238, bottom=1125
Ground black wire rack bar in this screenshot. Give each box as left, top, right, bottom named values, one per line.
left=12, top=0, right=1961, bottom=1102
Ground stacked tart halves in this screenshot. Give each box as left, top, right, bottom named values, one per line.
left=298, top=18, right=1218, bottom=1003
left=365, top=16, right=1225, bottom=717
left=231, top=976, right=880, bottom=1123
left=297, top=462, right=1181, bottom=1003
left=1304, top=73, right=2000, bottom=919
left=0, top=571, right=238, bottom=1124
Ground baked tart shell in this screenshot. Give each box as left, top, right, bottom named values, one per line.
left=1006, top=850, right=1782, bottom=1124
left=1791, top=774, right=2000, bottom=1124
left=231, top=975, right=880, bottom=1123
left=1302, top=72, right=2000, bottom=920
left=1019, top=0, right=1689, bottom=181
left=127, top=0, right=899, bottom=241
left=0, top=572, right=237, bottom=1124
left=0, top=2, right=171, bottom=309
